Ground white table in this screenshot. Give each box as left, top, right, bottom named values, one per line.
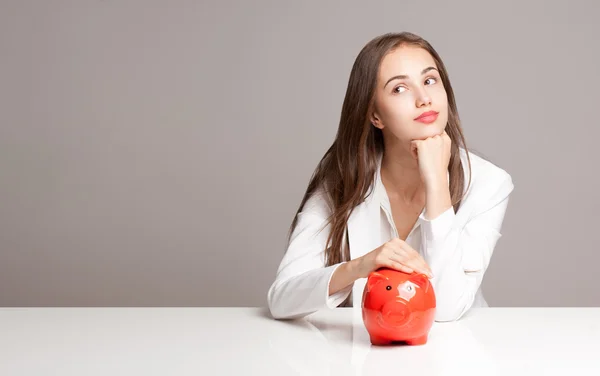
left=1, top=307, right=599, bottom=375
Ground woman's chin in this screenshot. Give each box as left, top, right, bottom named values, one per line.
left=413, top=127, right=441, bottom=139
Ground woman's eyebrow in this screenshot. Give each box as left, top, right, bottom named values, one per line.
left=383, top=66, right=439, bottom=88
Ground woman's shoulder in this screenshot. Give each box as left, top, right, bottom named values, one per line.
left=299, top=185, right=333, bottom=219
left=459, top=148, right=511, bottom=180
left=459, top=147, right=515, bottom=211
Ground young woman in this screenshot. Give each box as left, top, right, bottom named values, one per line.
left=267, top=32, right=514, bottom=322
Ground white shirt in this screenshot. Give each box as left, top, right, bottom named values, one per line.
left=376, top=158, right=489, bottom=309
left=268, top=148, right=514, bottom=321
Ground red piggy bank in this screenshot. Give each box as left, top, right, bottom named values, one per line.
left=361, top=268, right=436, bottom=346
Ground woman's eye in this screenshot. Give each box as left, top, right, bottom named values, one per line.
left=393, top=78, right=437, bottom=94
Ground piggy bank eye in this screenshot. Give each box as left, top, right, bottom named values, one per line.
left=386, top=285, right=392, bottom=291
left=398, top=282, right=418, bottom=300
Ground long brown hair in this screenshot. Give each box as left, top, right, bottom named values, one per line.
left=286, top=31, right=472, bottom=272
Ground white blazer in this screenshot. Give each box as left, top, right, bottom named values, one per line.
left=268, top=147, right=514, bottom=322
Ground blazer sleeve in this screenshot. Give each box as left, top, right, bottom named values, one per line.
left=418, top=172, right=515, bottom=322
left=267, top=189, right=353, bottom=320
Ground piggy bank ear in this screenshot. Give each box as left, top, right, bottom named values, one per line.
left=410, top=273, right=430, bottom=293
left=366, top=272, right=389, bottom=292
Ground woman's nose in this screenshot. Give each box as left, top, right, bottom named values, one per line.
left=415, top=88, right=432, bottom=107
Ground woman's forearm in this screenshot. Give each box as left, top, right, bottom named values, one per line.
left=328, top=259, right=362, bottom=296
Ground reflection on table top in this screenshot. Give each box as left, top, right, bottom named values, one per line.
left=0, top=307, right=599, bottom=375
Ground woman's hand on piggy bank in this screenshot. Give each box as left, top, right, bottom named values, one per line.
left=354, top=238, right=433, bottom=279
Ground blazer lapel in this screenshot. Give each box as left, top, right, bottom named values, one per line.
left=346, top=182, right=380, bottom=308
left=347, top=153, right=384, bottom=261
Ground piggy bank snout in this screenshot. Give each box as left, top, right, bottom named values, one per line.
left=381, top=300, right=410, bottom=326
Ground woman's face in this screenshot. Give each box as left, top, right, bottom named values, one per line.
left=371, top=45, right=449, bottom=142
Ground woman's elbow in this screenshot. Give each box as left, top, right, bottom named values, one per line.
left=266, top=280, right=306, bottom=320
left=267, top=281, right=286, bottom=319
left=434, top=309, right=464, bottom=322
left=434, top=300, right=471, bottom=322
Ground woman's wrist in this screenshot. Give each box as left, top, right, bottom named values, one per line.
left=347, top=257, right=366, bottom=280
left=329, top=258, right=363, bottom=296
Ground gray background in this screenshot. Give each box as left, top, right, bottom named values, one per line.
left=1, top=0, right=598, bottom=307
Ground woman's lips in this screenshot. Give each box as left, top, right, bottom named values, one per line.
left=415, top=112, right=438, bottom=124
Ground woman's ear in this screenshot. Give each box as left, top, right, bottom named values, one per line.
left=370, top=113, right=383, bottom=129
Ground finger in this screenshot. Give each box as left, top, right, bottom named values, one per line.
left=394, top=257, right=426, bottom=276
left=411, top=255, right=433, bottom=276
left=390, top=241, right=411, bottom=258
left=410, top=142, right=418, bottom=159
left=444, top=132, right=452, bottom=145
left=411, top=147, right=417, bottom=160
left=386, top=259, right=414, bottom=274
left=393, top=244, right=432, bottom=276
left=408, top=252, right=432, bottom=274
left=407, top=258, right=432, bottom=277
left=391, top=248, right=431, bottom=277
left=386, top=254, right=414, bottom=273
left=418, top=260, right=434, bottom=277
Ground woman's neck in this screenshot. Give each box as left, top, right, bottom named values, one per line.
left=380, top=150, right=425, bottom=203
